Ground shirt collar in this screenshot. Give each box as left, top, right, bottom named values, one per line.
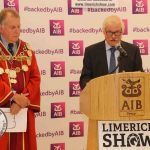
left=105, top=40, right=121, bottom=51
left=0, top=35, right=18, bottom=52
left=0, top=35, right=9, bottom=48
left=105, top=41, right=112, bottom=51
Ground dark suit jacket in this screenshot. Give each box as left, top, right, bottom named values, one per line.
left=80, top=40, right=143, bottom=89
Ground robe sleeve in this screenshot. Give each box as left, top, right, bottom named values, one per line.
left=0, top=77, right=14, bottom=106
left=22, top=52, right=41, bottom=112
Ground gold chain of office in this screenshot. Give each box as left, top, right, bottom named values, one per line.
left=0, top=44, right=32, bottom=84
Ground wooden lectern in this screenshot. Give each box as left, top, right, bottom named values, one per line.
left=80, top=72, right=150, bottom=150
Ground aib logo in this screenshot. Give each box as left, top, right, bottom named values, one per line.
left=69, top=122, right=84, bottom=137
left=51, top=143, right=65, bottom=150
left=68, top=0, right=83, bottom=15
left=4, top=0, right=19, bottom=11
left=51, top=102, right=65, bottom=118
left=133, top=40, right=148, bottom=55
left=51, top=61, right=65, bottom=77
left=122, top=79, right=142, bottom=97
left=69, top=82, right=80, bottom=97
left=50, top=20, right=64, bottom=36
left=120, top=77, right=144, bottom=117
left=69, top=41, right=83, bottom=56
left=132, top=0, right=148, bottom=14
left=122, top=19, right=128, bottom=35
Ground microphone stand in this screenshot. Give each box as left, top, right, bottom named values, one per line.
left=109, top=47, right=128, bottom=74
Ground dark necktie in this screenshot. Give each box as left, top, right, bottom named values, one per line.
left=109, top=47, right=116, bottom=73
left=8, top=43, right=14, bottom=56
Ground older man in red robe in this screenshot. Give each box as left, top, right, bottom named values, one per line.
left=0, top=8, right=40, bottom=150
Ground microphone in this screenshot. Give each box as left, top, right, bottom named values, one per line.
left=117, top=45, right=127, bottom=57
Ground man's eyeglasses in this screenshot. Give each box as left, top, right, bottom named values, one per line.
left=106, top=31, right=122, bottom=36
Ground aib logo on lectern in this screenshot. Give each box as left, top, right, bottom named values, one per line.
left=69, top=122, right=84, bottom=137
left=132, top=0, right=148, bottom=14
left=50, top=20, right=64, bottom=36
left=133, top=40, right=148, bottom=55
left=51, top=102, right=65, bottom=118
left=4, top=0, right=19, bottom=11
left=51, top=61, right=65, bottom=77
left=119, top=77, right=144, bottom=117
left=69, top=82, right=80, bottom=97
left=68, top=0, right=83, bottom=15
left=51, top=143, right=65, bottom=150
left=69, top=41, right=83, bottom=56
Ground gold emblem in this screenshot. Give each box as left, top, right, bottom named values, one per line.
left=10, top=79, right=17, bottom=84
left=27, top=50, right=32, bottom=57
left=1, top=55, right=6, bottom=61
left=27, top=59, right=31, bottom=66
left=5, top=69, right=10, bottom=74
left=0, top=67, right=4, bottom=74
left=9, top=70, right=17, bottom=78
left=15, top=67, right=21, bottom=73
left=22, top=65, right=29, bottom=72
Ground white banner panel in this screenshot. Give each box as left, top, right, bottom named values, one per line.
left=0, top=0, right=150, bottom=149
left=72, top=0, right=119, bottom=8
left=98, top=121, right=150, bottom=150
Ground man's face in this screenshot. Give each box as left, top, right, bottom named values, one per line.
left=103, top=23, right=122, bottom=47
left=0, top=15, right=20, bottom=43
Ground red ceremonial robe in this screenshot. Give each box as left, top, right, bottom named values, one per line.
left=0, top=39, right=40, bottom=150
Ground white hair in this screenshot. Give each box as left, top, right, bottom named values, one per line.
left=102, top=15, right=124, bottom=32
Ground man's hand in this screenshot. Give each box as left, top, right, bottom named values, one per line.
left=10, top=103, right=22, bottom=115
left=13, top=93, right=30, bottom=108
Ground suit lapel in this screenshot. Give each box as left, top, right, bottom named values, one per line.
left=97, top=41, right=109, bottom=74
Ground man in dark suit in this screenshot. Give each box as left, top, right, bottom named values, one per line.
left=80, top=15, right=143, bottom=89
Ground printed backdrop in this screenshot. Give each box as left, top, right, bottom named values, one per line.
left=0, top=0, right=150, bottom=150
